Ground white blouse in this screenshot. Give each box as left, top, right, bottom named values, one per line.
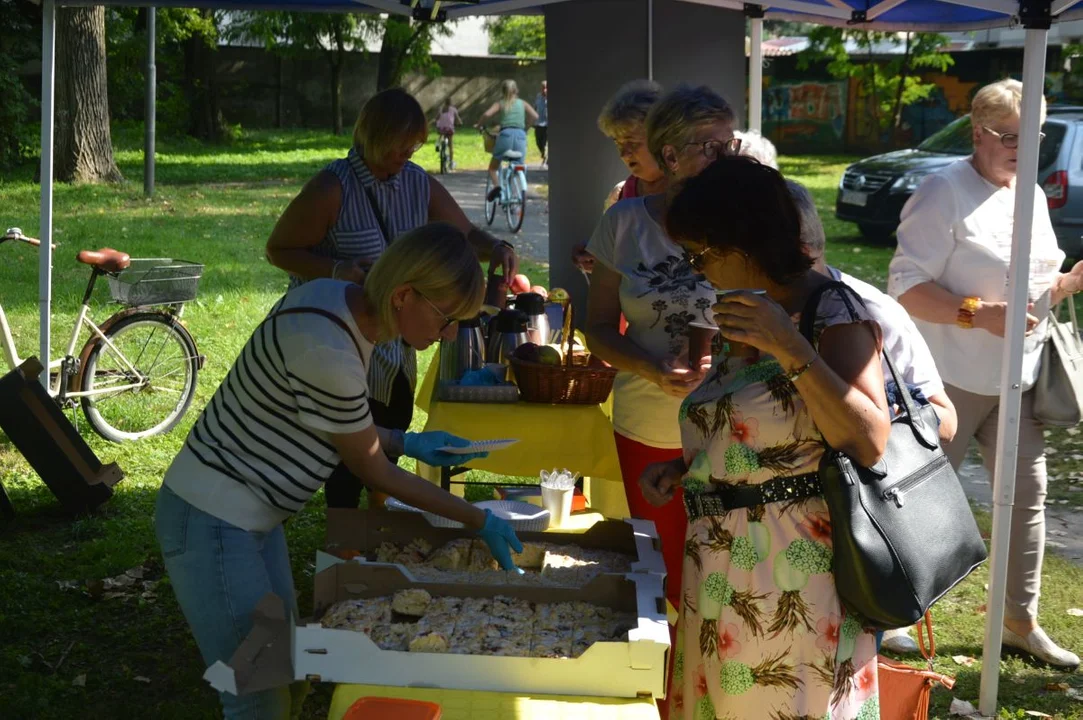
left=888, top=157, right=1064, bottom=396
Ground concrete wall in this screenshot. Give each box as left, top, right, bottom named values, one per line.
left=213, top=46, right=547, bottom=130
left=545, top=0, right=747, bottom=310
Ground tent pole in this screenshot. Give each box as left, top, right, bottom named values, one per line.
left=145, top=7, right=156, bottom=198
left=978, top=14, right=1051, bottom=718
left=748, top=6, right=764, bottom=132
left=38, top=0, right=56, bottom=388
left=647, top=0, right=654, bottom=81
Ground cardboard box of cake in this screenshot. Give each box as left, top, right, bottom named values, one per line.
left=321, top=508, right=666, bottom=589
left=204, top=563, right=669, bottom=700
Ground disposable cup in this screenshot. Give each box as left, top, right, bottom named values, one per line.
left=541, top=485, right=574, bottom=527
left=687, top=322, right=719, bottom=367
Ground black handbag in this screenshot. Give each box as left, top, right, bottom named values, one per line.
left=799, top=281, right=987, bottom=630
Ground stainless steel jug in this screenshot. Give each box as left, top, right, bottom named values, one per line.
left=486, top=309, right=530, bottom=365
left=512, top=292, right=550, bottom=347
left=438, top=316, right=485, bottom=382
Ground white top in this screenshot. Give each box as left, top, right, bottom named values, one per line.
left=829, top=266, right=945, bottom=400
left=586, top=197, right=716, bottom=448
left=888, top=158, right=1064, bottom=396
left=164, top=280, right=375, bottom=532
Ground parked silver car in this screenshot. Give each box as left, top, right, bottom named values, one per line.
left=835, top=110, right=1083, bottom=257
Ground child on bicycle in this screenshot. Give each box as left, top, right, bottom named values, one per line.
left=434, top=99, right=462, bottom=170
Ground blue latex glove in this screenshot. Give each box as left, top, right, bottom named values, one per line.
left=458, top=368, right=497, bottom=387
left=403, top=431, right=489, bottom=467
left=477, top=509, right=525, bottom=573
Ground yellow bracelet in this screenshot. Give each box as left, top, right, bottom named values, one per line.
left=956, top=296, right=980, bottom=329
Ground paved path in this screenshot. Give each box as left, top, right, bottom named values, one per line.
left=438, top=167, right=550, bottom=266
left=959, top=456, right=1083, bottom=566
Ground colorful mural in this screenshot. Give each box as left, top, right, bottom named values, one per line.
left=762, top=80, right=847, bottom=152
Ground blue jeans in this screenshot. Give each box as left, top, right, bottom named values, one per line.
left=155, top=484, right=308, bottom=719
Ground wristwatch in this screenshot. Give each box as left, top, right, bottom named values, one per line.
left=956, top=296, right=980, bottom=329
left=493, top=239, right=515, bottom=254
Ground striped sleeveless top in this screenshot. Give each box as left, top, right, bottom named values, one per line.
left=289, top=146, right=431, bottom=404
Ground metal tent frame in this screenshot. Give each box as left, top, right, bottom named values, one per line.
left=33, top=0, right=1079, bottom=713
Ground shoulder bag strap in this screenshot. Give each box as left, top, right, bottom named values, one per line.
left=360, top=183, right=393, bottom=246
left=265, top=306, right=365, bottom=362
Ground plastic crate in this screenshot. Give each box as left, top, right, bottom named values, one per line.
left=107, top=258, right=203, bottom=306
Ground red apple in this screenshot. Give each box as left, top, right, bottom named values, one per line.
left=510, top=273, right=531, bottom=294
left=530, top=285, right=548, bottom=300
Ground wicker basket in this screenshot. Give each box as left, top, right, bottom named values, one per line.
left=482, top=127, right=498, bottom=154
left=510, top=356, right=616, bottom=405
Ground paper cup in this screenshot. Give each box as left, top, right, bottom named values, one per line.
left=541, top=485, right=574, bottom=528
left=687, top=322, right=719, bottom=367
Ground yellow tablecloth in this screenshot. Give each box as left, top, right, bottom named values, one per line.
left=415, top=359, right=630, bottom=519
left=328, top=684, right=661, bottom=720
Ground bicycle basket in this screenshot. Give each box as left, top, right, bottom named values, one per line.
left=482, top=127, right=498, bottom=154
left=107, top=258, right=204, bottom=306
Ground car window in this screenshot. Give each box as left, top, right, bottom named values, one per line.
left=918, top=116, right=972, bottom=154
left=1038, top=121, right=1066, bottom=170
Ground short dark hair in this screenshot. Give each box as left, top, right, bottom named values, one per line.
left=665, top=156, right=812, bottom=285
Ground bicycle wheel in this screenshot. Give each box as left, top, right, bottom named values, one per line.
left=80, top=311, right=200, bottom=442
left=504, top=169, right=526, bottom=233
left=484, top=175, right=497, bottom=225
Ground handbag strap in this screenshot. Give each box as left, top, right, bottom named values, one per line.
left=915, top=610, right=936, bottom=667
left=1052, top=298, right=1080, bottom=335
left=361, top=183, right=393, bottom=246
left=265, top=306, right=365, bottom=361
left=798, top=281, right=936, bottom=447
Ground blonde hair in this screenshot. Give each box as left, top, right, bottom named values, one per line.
left=501, top=80, right=519, bottom=112
left=970, top=78, right=1047, bottom=129
left=736, top=129, right=779, bottom=170
left=352, top=88, right=427, bottom=166
left=646, top=85, right=736, bottom=173
left=364, top=223, right=485, bottom=335
left=597, top=79, right=663, bottom=139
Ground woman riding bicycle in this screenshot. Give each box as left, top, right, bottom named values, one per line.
left=434, top=99, right=461, bottom=170
left=477, top=80, right=539, bottom=201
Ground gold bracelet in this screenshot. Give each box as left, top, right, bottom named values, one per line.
left=956, top=296, right=980, bottom=329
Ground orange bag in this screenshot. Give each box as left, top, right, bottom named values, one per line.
left=343, top=696, right=441, bottom=720
left=877, top=613, right=956, bottom=720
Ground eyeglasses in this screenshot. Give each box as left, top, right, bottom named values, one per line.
left=413, top=288, right=455, bottom=332
left=681, top=137, right=742, bottom=161
left=613, top=137, right=646, bottom=156
left=682, top=245, right=713, bottom=271
left=981, top=125, right=1045, bottom=149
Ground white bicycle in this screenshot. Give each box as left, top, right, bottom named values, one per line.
left=1, top=228, right=204, bottom=442
left=481, top=130, right=528, bottom=233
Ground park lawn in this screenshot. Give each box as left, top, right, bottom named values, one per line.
left=0, top=131, right=1081, bottom=718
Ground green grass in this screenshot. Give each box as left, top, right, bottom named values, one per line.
left=1, top=135, right=1080, bottom=718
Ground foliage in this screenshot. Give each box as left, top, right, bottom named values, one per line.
left=0, top=0, right=40, bottom=168
left=486, top=15, right=546, bottom=58
left=800, top=29, right=953, bottom=144
left=105, top=8, right=218, bottom=137
left=375, top=16, right=452, bottom=92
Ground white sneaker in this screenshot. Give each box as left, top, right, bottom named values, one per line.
left=881, top=627, right=920, bottom=655
left=1002, top=626, right=1080, bottom=669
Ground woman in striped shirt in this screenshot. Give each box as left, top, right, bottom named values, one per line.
left=264, top=88, right=519, bottom=511
left=156, top=224, right=523, bottom=719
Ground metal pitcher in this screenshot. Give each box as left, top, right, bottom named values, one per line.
left=512, top=292, right=550, bottom=347
left=438, top=316, right=485, bottom=382
left=486, top=309, right=530, bottom=365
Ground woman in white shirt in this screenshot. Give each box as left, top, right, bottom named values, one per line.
left=889, top=79, right=1083, bottom=669
left=584, top=85, right=740, bottom=616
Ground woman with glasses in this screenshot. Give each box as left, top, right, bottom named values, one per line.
left=889, top=79, right=1082, bottom=669
left=156, top=224, right=525, bottom=719
left=264, top=88, right=518, bottom=513
left=584, top=85, right=740, bottom=624
left=642, top=156, right=890, bottom=719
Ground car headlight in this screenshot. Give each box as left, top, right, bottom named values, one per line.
left=891, top=172, right=927, bottom=193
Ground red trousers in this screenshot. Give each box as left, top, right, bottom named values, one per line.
left=613, top=432, right=686, bottom=612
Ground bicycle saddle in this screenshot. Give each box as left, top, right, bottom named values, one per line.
left=501, top=150, right=523, bottom=160
left=77, top=248, right=131, bottom=273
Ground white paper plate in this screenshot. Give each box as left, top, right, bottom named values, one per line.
left=688, top=321, right=719, bottom=330
left=383, top=497, right=550, bottom=532
left=438, top=438, right=520, bottom=454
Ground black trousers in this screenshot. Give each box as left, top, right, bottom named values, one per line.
left=535, top=126, right=548, bottom=157
left=323, top=369, right=414, bottom=509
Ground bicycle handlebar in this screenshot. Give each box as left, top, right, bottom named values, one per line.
left=3, top=228, right=52, bottom=248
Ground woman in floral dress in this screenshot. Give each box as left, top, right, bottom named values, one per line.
left=640, top=156, right=891, bottom=720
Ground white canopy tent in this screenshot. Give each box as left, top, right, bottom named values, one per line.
left=33, top=0, right=1076, bottom=713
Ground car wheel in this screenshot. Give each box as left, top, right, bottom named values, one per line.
left=858, top=223, right=895, bottom=243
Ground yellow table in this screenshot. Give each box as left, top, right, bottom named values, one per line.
left=328, top=684, right=661, bottom=720
left=415, top=359, right=630, bottom=520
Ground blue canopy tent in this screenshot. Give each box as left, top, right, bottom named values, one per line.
left=31, top=0, right=1077, bottom=713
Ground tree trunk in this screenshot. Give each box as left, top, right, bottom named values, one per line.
left=54, top=6, right=122, bottom=183
left=376, top=16, right=425, bottom=92
left=275, top=54, right=284, bottom=129
left=330, top=27, right=344, bottom=135
left=184, top=9, right=225, bottom=142
left=891, top=33, right=913, bottom=148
